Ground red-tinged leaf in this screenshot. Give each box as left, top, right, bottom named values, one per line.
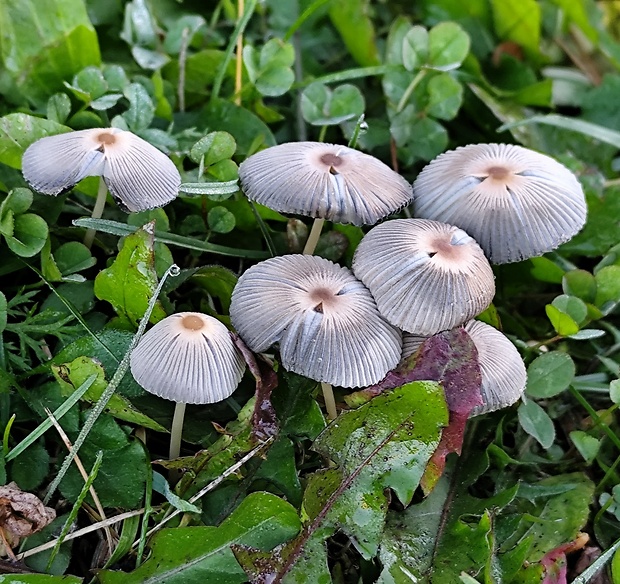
left=347, top=328, right=482, bottom=413
left=541, top=534, right=590, bottom=584
left=233, top=334, right=278, bottom=440
left=347, top=328, right=482, bottom=491
left=421, top=411, right=468, bottom=494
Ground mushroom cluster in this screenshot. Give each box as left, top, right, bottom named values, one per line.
left=231, top=139, right=586, bottom=420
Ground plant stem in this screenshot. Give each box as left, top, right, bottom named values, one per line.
left=347, top=114, right=365, bottom=149
left=177, top=27, right=190, bottom=112
left=396, top=69, right=427, bottom=113
left=83, top=177, right=108, bottom=248
left=169, top=402, right=186, bottom=460
left=321, top=381, right=337, bottom=420
left=302, top=218, right=324, bottom=255
left=234, top=0, right=245, bottom=106
left=318, top=125, right=328, bottom=142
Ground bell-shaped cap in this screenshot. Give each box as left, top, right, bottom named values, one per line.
left=130, top=312, right=245, bottom=404
left=401, top=320, right=526, bottom=415
left=230, top=254, right=402, bottom=388
left=412, top=143, right=587, bottom=264
left=352, top=218, right=495, bottom=336
left=22, top=128, right=181, bottom=212
left=238, top=141, right=413, bottom=226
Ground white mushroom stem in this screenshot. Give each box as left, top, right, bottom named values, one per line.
left=169, top=402, right=187, bottom=461
left=303, top=220, right=336, bottom=420
left=321, top=381, right=337, bottom=421
left=83, top=177, right=109, bottom=248
left=302, top=218, right=325, bottom=255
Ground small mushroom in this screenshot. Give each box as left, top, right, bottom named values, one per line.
left=23, top=128, right=181, bottom=212
left=229, top=254, right=402, bottom=390
left=239, top=141, right=413, bottom=254
left=402, top=320, right=526, bottom=415
left=239, top=141, right=412, bottom=226
left=412, top=143, right=587, bottom=264
left=22, top=128, right=181, bottom=247
left=352, top=218, right=495, bottom=336
left=130, top=312, right=245, bottom=459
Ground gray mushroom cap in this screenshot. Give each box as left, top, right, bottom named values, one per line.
left=412, top=143, right=587, bottom=264
left=22, top=128, right=181, bottom=212
left=229, top=254, right=403, bottom=388
left=352, top=218, right=495, bottom=336
left=401, top=320, right=526, bottom=415
left=238, top=141, right=413, bottom=226
left=130, top=312, right=245, bottom=404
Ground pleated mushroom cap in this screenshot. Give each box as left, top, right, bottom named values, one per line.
left=130, top=312, right=245, bottom=404
left=238, top=141, right=413, bottom=225
left=412, top=143, right=587, bottom=264
left=352, top=218, right=495, bottom=336
left=401, top=320, right=526, bottom=415
left=229, top=254, right=402, bottom=388
left=22, top=128, right=181, bottom=212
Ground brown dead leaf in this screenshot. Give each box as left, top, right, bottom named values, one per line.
left=0, top=482, right=55, bottom=555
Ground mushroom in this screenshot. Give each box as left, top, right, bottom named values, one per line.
left=130, top=312, right=245, bottom=459
left=352, top=218, right=495, bottom=336
left=229, top=254, right=402, bottom=417
left=402, top=320, right=526, bottom=415
left=412, top=143, right=587, bottom=264
left=238, top=141, right=413, bottom=254
left=22, top=127, right=181, bottom=247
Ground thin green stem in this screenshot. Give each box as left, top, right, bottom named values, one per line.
left=44, top=264, right=181, bottom=504
left=211, top=0, right=257, bottom=102
left=396, top=69, right=427, bottom=113
left=284, top=0, right=332, bottom=41
left=318, top=125, right=328, bottom=142
left=347, top=114, right=365, bottom=149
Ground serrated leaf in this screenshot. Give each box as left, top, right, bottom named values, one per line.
left=379, top=448, right=520, bottom=583
left=97, top=492, right=301, bottom=584
left=270, top=382, right=447, bottom=581
left=52, top=356, right=166, bottom=431
left=94, top=224, right=167, bottom=327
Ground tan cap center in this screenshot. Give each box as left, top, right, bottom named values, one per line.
left=486, top=166, right=510, bottom=181
left=310, top=287, right=338, bottom=313
left=181, top=314, right=206, bottom=331
left=97, top=132, right=117, bottom=146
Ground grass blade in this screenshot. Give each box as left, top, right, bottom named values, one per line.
left=73, top=218, right=270, bottom=259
